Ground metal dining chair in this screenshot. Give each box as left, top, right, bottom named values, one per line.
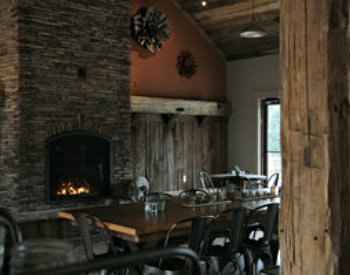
left=199, top=172, right=215, bottom=193
left=144, top=215, right=214, bottom=275
left=72, top=213, right=119, bottom=262
left=202, top=207, right=247, bottom=274
left=0, top=208, right=23, bottom=274
left=16, top=247, right=203, bottom=275
left=73, top=212, right=136, bottom=275
left=266, top=173, right=280, bottom=188
left=240, top=203, right=279, bottom=275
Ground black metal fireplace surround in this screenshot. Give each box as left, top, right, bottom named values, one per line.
left=46, top=132, right=112, bottom=203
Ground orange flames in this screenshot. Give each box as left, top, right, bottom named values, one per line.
left=56, top=180, right=91, bottom=196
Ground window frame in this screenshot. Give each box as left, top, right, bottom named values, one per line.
left=261, top=97, right=281, bottom=176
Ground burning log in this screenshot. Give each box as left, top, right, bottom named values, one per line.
left=56, top=179, right=92, bottom=196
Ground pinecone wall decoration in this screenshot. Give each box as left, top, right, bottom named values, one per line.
left=176, top=51, right=198, bottom=79
left=132, top=7, right=170, bottom=54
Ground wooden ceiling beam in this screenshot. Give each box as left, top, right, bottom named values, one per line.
left=195, top=0, right=279, bottom=28
left=227, top=49, right=278, bottom=60
left=179, top=0, right=238, bottom=13
left=203, top=10, right=279, bottom=32
left=223, top=36, right=279, bottom=58
left=170, top=0, right=226, bottom=60
left=207, top=19, right=279, bottom=41
left=177, top=0, right=280, bottom=60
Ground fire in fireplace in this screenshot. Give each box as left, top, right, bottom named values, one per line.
left=56, top=179, right=92, bottom=196
left=47, top=132, right=112, bottom=203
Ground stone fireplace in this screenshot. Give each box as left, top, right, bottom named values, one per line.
left=0, top=0, right=132, bottom=220
left=47, top=132, right=112, bottom=203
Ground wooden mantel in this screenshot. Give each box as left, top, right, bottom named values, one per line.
left=131, top=96, right=231, bottom=116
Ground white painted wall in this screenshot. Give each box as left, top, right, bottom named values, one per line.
left=227, top=54, right=280, bottom=173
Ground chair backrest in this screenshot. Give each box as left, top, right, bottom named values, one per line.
left=227, top=207, right=247, bottom=252
left=178, top=189, right=209, bottom=199
left=204, top=207, right=247, bottom=255
left=0, top=208, right=23, bottom=272
left=0, top=208, right=22, bottom=244
left=199, top=171, right=215, bottom=192
left=247, top=203, right=279, bottom=244
left=267, top=173, right=280, bottom=188
left=72, top=213, right=117, bottom=262
left=164, top=215, right=214, bottom=255
left=19, top=247, right=204, bottom=275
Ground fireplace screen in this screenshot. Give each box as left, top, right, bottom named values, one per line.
left=47, top=132, right=111, bottom=202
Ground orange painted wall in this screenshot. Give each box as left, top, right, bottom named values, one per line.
left=130, top=0, right=226, bottom=101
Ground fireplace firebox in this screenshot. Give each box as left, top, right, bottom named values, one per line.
left=47, top=132, right=112, bottom=203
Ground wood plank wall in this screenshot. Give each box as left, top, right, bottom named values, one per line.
left=131, top=114, right=228, bottom=192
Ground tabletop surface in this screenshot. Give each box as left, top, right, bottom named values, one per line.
left=59, top=197, right=280, bottom=243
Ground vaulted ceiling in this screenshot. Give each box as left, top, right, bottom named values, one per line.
left=176, top=0, right=280, bottom=60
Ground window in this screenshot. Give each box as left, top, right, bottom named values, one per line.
left=261, top=98, right=281, bottom=184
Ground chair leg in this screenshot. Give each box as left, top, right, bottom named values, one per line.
left=242, top=249, right=254, bottom=275
left=233, top=255, right=244, bottom=275
left=250, top=261, right=258, bottom=275
left=270, top=242, right=279, bottom=266
left=260, top=250, right=274, bottom=271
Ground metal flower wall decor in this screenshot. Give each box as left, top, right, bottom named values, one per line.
left=132, top=6, right=170, bottom=54
left=176, top=51, right=198, bottom=79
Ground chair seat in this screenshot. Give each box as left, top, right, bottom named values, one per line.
left=144, top=257, right=188, bottom=275
left=206, top=244, right=230, bottom=258
left=261, top=266, right=280, bottom=275
left=93, top=251, right=115, bottom=260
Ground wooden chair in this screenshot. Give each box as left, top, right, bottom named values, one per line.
left=0, top=208, right=23, bottom=274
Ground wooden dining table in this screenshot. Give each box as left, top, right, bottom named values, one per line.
left=58, top=197, right=280, bottom=244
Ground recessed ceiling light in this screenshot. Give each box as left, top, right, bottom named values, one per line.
left=201, top=1, right=207, bottom=7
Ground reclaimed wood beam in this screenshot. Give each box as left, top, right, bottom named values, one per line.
left=203, top=10, right=279, bottom=32
left=280, top=0, right=350, bottom=274
left=179, top=0, right=239, bottom=14
left=194, top=0, right=279, bottom=27
left=131, top=96, right=230, bottom=116
left=170, top=0, right=226, bottom=60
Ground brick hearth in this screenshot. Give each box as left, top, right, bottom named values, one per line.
left=0, top=0, right=132, bottom=220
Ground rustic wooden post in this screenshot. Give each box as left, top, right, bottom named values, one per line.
left=280, top=0, right=350, bottom=274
